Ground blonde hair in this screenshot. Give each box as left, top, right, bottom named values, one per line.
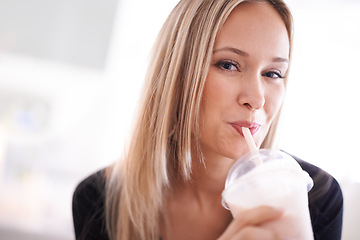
left=106, top=0, right=293, bottom=239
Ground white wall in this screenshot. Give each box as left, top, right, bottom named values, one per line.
left=282, top=0, right=360, bottom=183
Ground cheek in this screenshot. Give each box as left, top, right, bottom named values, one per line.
left=255, top=86, right=285, bottom=145
left=265, top=84, right=285, bottom=121
left=198, top=73, right=234, bottom=142
left=204, top=73, right=231, bottom=99
left=201, top=74, right=234, bottom=115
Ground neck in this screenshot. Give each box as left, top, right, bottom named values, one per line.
left=175, top=150, right=234, bottom=207
left=195, top=155, right=233, bottom=189
left=162, top=152, right=235, bottom=240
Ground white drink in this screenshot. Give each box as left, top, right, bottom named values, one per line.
left=222, top=149, right=314, bottom=240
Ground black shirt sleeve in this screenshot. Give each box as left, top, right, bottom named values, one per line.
left=72, top=170, right=110, bottom=240
left=293, top=155, right=343, bottom=240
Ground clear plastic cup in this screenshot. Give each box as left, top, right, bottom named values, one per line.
left=222, top=149, right=314, bottom=240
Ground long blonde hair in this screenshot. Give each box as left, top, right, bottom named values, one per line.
left=106, top=0, right=293, bottom=239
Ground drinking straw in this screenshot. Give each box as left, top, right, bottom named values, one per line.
left=242, top=127, right=263, bottom=165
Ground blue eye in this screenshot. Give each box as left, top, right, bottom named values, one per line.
left=263, top=71, right=284, bottom=79
left=215, top=60, right=239, bottom=71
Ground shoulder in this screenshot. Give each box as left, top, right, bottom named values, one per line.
left=73, top=170, right=107, bottom=204
left=288, top=152, right=343, bottom=240
left=289, top=153, right=343, bottom=206
left=72, top=169, right=109, bottom=240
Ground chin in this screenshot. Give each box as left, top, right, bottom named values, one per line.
left=229, top=147, right=251, bottom=161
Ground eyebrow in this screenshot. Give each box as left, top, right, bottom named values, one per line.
left=272, top=57, right=289, bottom=64
left=213, top=47, right=289, bottom=64
left=213, top=47, right=249, bottom=57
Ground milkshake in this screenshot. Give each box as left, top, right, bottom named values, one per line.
left=222, top=149, right=314, bottom=240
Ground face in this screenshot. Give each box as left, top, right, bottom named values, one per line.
left=198, top=2, right=290, bottom=161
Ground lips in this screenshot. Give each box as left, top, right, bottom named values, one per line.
left=230, top=121, right=261, bottom=136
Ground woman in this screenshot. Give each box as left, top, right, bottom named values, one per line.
left=73, top=0, right=343, bottom=239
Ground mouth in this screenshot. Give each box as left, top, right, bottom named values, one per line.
left=229, top=121, right=261, bottom=136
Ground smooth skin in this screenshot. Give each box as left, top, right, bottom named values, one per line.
left=162, top=2, right=289, bottom=239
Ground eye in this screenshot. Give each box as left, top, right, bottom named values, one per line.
left=262, top=71, right=284, bottom=80
left=215, top=60, right=240, bottom=71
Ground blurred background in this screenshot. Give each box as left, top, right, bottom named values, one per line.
left=0, top=0, right=359, bottom=239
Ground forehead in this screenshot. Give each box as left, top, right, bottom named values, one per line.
left=214, top=2, right=289, bottom=59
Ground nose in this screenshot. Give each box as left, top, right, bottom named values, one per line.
left=237, top=74, right=265, bottom=110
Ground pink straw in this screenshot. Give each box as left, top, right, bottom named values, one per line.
left=242, top=127, right=262, bottom=165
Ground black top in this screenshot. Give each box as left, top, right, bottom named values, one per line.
left=72, top=154, right=343, bottom=240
